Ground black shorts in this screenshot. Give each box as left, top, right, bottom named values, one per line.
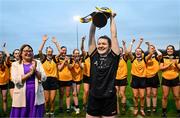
left=161, top=77, right=180, bottom=87
left=83, top=75, right=90, bottom=84
left=9, top=80, right=15, bottom=89
left=146, top=74, right=160, bottom=88
left=72, top=80, right=82, bottom=85
left=0, top=84, right=8, bottom=90
left=59, top=80, right=72, bottom=87
left=87, top=94, right=117, bottom=116
left=131, top=75, right=146, bottom=89
left=42, top=77, right=59, bottom=90
left=115, top=78, right=128, bottom=86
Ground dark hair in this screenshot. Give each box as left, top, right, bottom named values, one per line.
left=46, top=46, right=53, bottom=53
left=0, top=51, right=6, bottom=71
left=119, top=47, right=123, bottom=51
left=19, top=44, right=33, bottom=64
left=98, top=35, right=111, bottom=47
left=166, top=45, right=175, bottom=55
left=73, top=49, right=79, bottom=54
left=135, top=48, right=144, bottom=53
left=12, top=49, right=20, bottom=57
left=61, top=46, right=67, bottom=49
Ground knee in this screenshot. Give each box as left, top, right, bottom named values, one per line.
left=59, top=91, right=64, bottom=96
left=152, top=93, right=158, bottom=98
left=134, top=95, right=138, bottom=100
left=73, top=92, right=77, bottom=97
left=120, top=92, right=126, bottom=98
left=140, top=95, right=145, bottom=100
left=173, top=95, right=180, bottom=101
left=162, top=95, right=168, bottom=100
left=2, top=96, right=7, bottom=103
left=146, top=93, right=151, bottom=98
left=66, top=93, right=70, bottom=98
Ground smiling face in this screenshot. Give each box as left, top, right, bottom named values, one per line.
left=166, top=46, right=174, bottom=56
left=97, top=38, right=110, bottom=55
left=60, top=47, right=67, bottom=57
left=13, top=49, right=20, bottom=61
left=46, top=47, right=53, bottom=58
left=135, top=48, right=142, bottom=58
left=21, top=46, right=33, bottom=62
left=73, top=49, right=80, bottom=57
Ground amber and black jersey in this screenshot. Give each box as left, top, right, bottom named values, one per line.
left=40, top=54, right=58, bottom=78
left=160, top=55, right=180, bottom=80
left=0, top=61, right=11, bottom=85
left=116, top=55, right=128, bottom=80
left=90, top=49, right=120, bottom=98
left=71, top=60, right=83, bottom=82
left=131, top=54, right=146, bottom=78
left=145, top=52, right=160, bottom=78
left=83, top=55, right=90, bottom=77
left=56, top=57, right=72, bottom=81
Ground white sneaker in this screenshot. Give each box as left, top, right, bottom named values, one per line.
left=74, top=107, right=80, bottom=114
left=49, top=112, right=54, bottom=118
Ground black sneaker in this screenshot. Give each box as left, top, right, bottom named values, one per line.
left=161, top=112, right=167, bottom=118
left=59, top=107, right=63, bottom=113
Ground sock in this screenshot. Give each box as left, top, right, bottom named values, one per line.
left=162, top=108, right=167, bottom=113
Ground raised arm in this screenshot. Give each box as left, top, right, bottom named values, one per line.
left=127, top=39, right=135, bottom=61
left=136, top=38, right=143, bottom=49
left=122, top=40, right=128, bottom=60
left=88, top=23, right=96, bottom=55
left=127, top=38, right=135, bottom=53
left=80, top=36, right=87, bottom=57
left=52, top=36, right=61, bottom=54
left=38, top=35, right=48, bottom=60
left=110, top=13, right=120, bottom=55
left=38, top=35, right=48, bottom=53
left=2, top=43, right=10, bottom=65
left=122, top=40, right=127, bottom=54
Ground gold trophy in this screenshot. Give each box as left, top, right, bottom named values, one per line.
left=80, top=7, right=112, bottom=28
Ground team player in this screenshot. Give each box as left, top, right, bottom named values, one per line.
left=57, top=46, right=73, bottom=113
left=86, top=12, right=120, bottom=118
left=0, top=43, right=10, bottom=116
left=128, top=38, right=146, bottom=116
left=145, top=42, right=162, bottom=116
left=160, top=45, right=180, bottom=118
left=38, top=35, right=60, bottom=117
left=81, top=36, right=91, bottom=111
left=70, top=49, right=84, bottom=114
left=115, top=40, right=128, bottom=115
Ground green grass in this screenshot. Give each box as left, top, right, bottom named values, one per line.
left=0, top=60, right=178, bottom=117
